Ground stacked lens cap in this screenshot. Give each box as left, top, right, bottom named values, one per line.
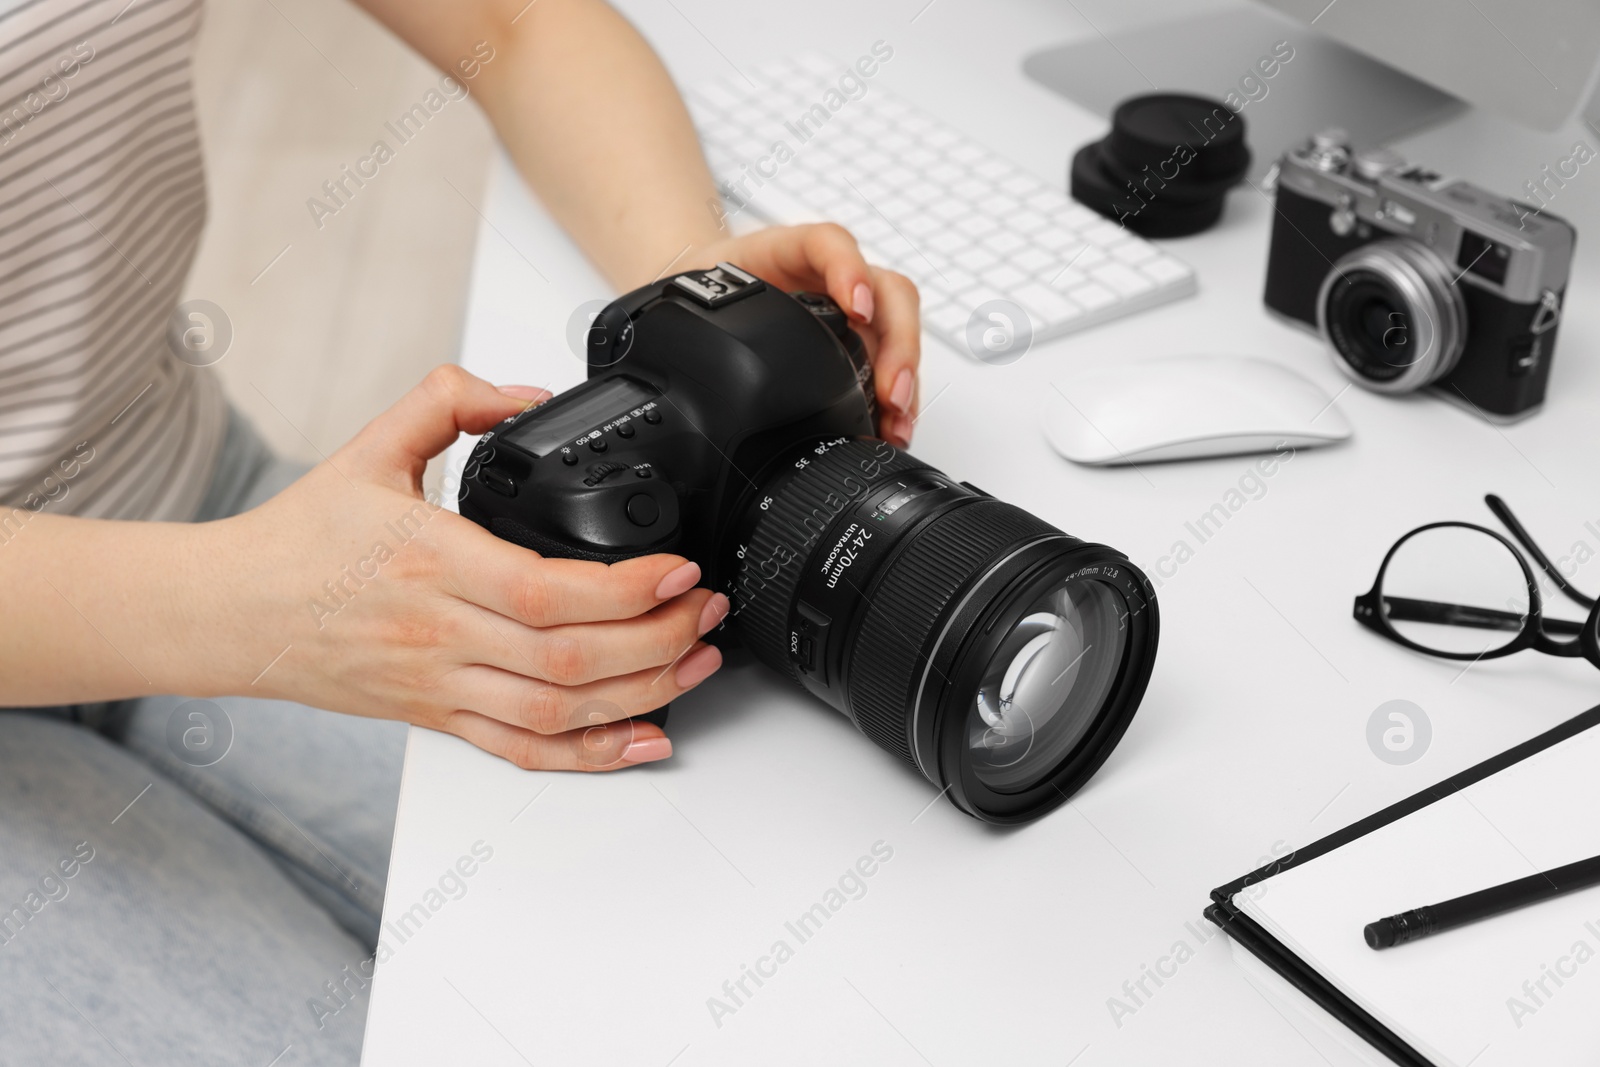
left=1071, top=93, right=1250, bottom=238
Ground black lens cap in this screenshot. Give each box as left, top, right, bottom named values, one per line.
left=1068, top=92, right=1249, bottom=238
left=1109, top=94, right=1250, bottom=181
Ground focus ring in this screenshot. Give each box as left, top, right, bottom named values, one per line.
left=734, top=439, right=928, bottom=684
left=847, top=500, right=1061, bottom=768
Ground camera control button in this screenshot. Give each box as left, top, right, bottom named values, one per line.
left=617, top=422, right=636, bottom=438
left=625, top=494, right=660, bottom=527
left=588, top=438, right=608, bottom=453
left=642, top=408, right=662, bottom=424
left=479, top=468, right=517, bottom=498
left=560, top=450, right=579, bottom=466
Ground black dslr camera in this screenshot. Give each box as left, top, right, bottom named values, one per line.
left=1264, top=129, right=1574, bottom=421
left=459, top=263, right=1158, bottom=825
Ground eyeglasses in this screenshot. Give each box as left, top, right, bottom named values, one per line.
left=1354, top=494, right=1600, bottom=670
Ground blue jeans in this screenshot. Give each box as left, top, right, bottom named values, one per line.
left=0, top=412, right=406, bottom=1066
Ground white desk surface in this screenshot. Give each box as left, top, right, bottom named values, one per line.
left=362, top=2, right=1600, bottom=1063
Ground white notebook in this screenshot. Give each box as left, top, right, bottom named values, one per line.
left=1228, top=717, right=1600, bottom=1067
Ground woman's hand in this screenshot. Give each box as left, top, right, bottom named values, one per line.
left=200, top=366, right=726, bottom=771
left=697, top=225, right=921, bottom=448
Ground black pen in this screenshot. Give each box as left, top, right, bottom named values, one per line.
left=1365, top=854, right=1600, bottom=949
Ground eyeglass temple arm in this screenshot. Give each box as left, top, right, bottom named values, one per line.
left=1356, top=593, right=1586, bottom=636
left=1486, top=494, right=1597, bottom=611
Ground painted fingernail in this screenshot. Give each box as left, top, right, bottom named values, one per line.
left=889, top=369, right=914, bottom=413
left=675, top=644, right=723, bottom=689
left=622, top=736, right=673, bottom=764
left=655, top=561, right=701, bottom=600
left=698, top=593, right=730, bottom=636
left=498, top=385, right=551, bottom=401
left=852, top=282, right=875, bottom=323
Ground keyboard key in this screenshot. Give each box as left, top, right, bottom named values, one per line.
left=929, top=198, right=969, bottom=221
left=1112, top=241, right=1157, bottom=265
left=854, top=217, right=895, bottom=243
left=984, top=264, right=1027, bottom=289
left=981, top=231, right=1027, bottom=255
left=1142, top=256, right=1192, bottom=284
left=977, top=194, right=1021, bottom=218
left=954, top=286, right=1008, bottom=312
left=1012, top=247, right=1055, bottom=274
left=950, top=143, right=985, bottom=164
left=1008, top=210, right=1049, bottom=234
left=956, top=215, right=1000, bottom=239
left=1058, top=205, right=1103, bottom=229
left=1068, top=283, right=1118, bottom=310
left=1013, top=282, right=1084, bottom=326
left=1082, top=221, right=1130, bottom=247
left=1034, top=229, right=1080, bottom=252
left=974, top=158, right=1011, bottom=180
left=954, top=246, right=1000, bottom=271
left=927, top=230, right=968, bottom=255
left=999, top=174, right=1039, bottom=197
left=939, top=267, right=977, bottom=293
left=877, top=196, right=916, bottom=219
left=1073, top=246, right=1109, bottom=269
left=953, top=178, right=990, bottom=201
left=1092, top=263, right=1155, bottom=297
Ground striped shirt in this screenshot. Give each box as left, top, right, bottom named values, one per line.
left=0, top=0, right=222, bottom=523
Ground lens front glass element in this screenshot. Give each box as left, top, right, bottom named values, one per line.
left=1381, top=525, right=1528, bottom=655
left=968, top=578, right=1127, bottom=792
left=1330, top=274, right=1418, bottom=382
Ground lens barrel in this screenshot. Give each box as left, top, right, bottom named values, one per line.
left=730, top=437, right=1158, bottom=824
left=1317, top=239, right=1466, bottom=393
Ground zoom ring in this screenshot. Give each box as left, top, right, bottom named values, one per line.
left=734, top=440, right=928, bottom=685
left=847, top=501, right=1061, bottom=768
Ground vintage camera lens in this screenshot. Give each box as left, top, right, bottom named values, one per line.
left=730, top=438, right=1158, bottom=825
left=1317, top=239, right=1466, bottom=393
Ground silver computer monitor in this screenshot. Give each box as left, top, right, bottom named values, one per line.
left=1024, top=2, right=1600, bottom=177
left=1260, top=0, right=1600, bottom=130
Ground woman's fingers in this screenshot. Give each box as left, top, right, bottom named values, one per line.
left=735, top=223, right=876, bottom=322
left=701, top=225, right=923, bottom=445
left=443, top=641, right=723, bottom=739
left=442, top=709, right=674, bottom=771
left=463, top=587, right=729, bottom=686
left=865, top=266, right=920, bottom=446
left=439, top=519, right=707, bottom=627
left=342, top=365, right=549, bottom=486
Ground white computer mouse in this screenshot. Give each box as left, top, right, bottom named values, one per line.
left=1042, top=354, right=1353, bottom=465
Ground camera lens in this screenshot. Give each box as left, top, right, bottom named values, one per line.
left=1316, top=239, right=1465, bottom=394
left=968, top=579, right=1127, bottom=792
left=730, top=438, right=1158, bottom=825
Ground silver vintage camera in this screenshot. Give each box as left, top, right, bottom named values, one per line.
left=1263, top=129, right=1575, bottom=421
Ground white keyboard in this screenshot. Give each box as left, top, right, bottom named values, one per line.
left=687, top=54, right=1196, bottom=355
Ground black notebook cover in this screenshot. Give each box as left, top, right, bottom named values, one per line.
left=1204, top=702, right=1600, bottom=1067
